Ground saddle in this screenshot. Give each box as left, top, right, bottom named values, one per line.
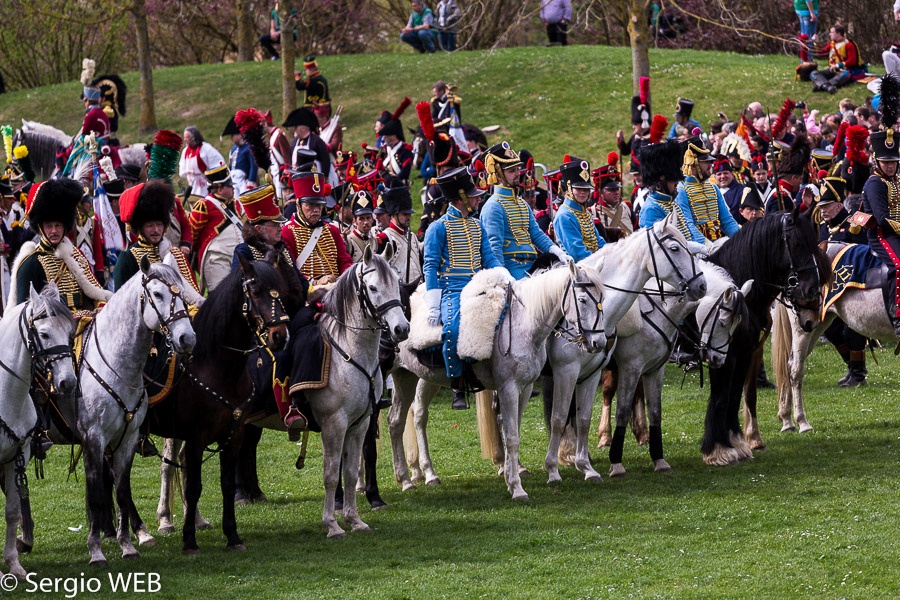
left=458, top=268, right=510, bottom=361
left=287, top=320, right=331, bottom=397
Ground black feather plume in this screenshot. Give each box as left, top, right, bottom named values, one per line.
left=881, top=72, right=900, bottom=130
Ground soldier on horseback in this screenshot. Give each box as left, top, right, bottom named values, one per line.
left=553, top=156, right=606, bottom=261
left=344, top=189, right=376, bottom=263
left=189, top=165, right=244, bottom=293
left=675, top=134, right=739, bottom=244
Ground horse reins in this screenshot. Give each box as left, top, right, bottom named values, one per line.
left=770, top=214, right=822, bottom=316
left=553, top=269, right=612, bottom=352
left=600, top=227, right=700, bottom=300
left=221, top=274, right=290, bottom=355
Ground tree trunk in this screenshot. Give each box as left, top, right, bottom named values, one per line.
left=628, top=0, right=651, bottom=96
left=132, top=0, right=157, bottom=135
left=236, top=0, right=256, bottom=62
left=280, top=0, right=297, bottom=122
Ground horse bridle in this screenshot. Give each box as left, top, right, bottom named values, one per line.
left=240, top=274, right=290, bottom=349
left=695, top=290, right=742, bottom=363
left=555, top=268, right=612, bottom=352
left=353, top=262, right=404, bottom=331
left=601, top=227, right=701, bottom=300
left=775, top=214, right=821, bottom=315
left=140, top=271, right=192, bottom=353
left=18, top=304, right=75, bottom=396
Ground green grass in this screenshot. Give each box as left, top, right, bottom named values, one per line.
left=0, top=45, right=877, bottom=173
left=14, top=342, right=900, bottom=599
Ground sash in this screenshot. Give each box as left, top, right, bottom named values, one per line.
left=296, top=226, right=324, bottom=270
left=184, top=145, right=207, bottom=173
left=205, top=196, right=244, bottom=229
left=386, top=143, right=402, bottom=176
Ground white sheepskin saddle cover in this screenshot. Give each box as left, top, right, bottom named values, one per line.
left=406, top=283, right=444, bottom=351
left=457, top=268, right=510, bottom=361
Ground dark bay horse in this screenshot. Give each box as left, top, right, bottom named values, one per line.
left=145, top=255, right=289, bottom=554
left=702, top=208, right=829, bottom=465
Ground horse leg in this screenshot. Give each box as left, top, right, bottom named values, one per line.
left=545, top=367, right=575, bottom=484
left=179, top=441, right=210, bottom=530
left=101, top=457, right=117, bottom=539
left=3, top=465, right=26, bottom=578
left=742, top=345, right=765, bottom=453
left=792, top=324, right=823, bottom=433
left=110, top=441, right=142, bottom=559
left=319, top=416, right=347, bottom=538
left=236, top=424, right=265, bottom=503
left=82, top=437, right=110, bottom=567
left=609, top=366, right=642, bottom=478
left=387, top=369, right=418, bottom=491
left=413, top=380, right=442, bottom=486
left=157, top=438, right=178, bottom=533
left=572, top=375, right=603, bottom=482
left=597, top=369, right=616, bottom=448
left=181, top=441, right=204, bottom=554
left=16, top=495, right=33, bottom=554
left=643, top=368, right=672, bottom=472
left=631, top=379, right=649, bottom=445
left=219, top=445, right=245, bottom=551
left=498, top=383, right=528, bottom=501
left=702, top=351, right=744, bottom=466
left=773, top=303, right=797, bottom=431
left=340, top=416, right=372, bottom=534
left=363, top=408, right=387, bottom=509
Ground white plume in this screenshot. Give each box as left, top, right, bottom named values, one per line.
left=80, top=58, right=96, bottom=86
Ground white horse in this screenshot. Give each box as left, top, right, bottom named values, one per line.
left=389, top=259, right=608, bottom=501
left=76, top=259, right=195, bottom=567
left=544, top=216, right=707, bottom=484
left=772, top=241, right=893, bottom=433
left=598, top=261, right=752, bottom=476
left=0, top=285, right=77, bottom=579
left=305, top=246, right=409, bottom=537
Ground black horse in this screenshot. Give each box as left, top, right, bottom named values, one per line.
left=703, top=208, right=830, bottom=465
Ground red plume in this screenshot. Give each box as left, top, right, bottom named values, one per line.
left=392, top=97, right=411, bottom=121
left=639, top=76, right=650, bottom=106
left=771, top=98, right=796, bottom=141
left=832, top=120, right=848, bottom=159
left=360, top=142, right=369, bottom=149
left=607, top=151, right=619, bottom=166
left=817, top=169, right=828, bottom=180
left=649, top=114, right=668, bottom=144
left=322, top=183, right=332, bottom=196
left=235, top=108, right=265, bottom=132
left=234, top=108, right=271, bottom=172
left=153, top=129, right=182, bottom=150
left=563, top=154, right=572, bottom=163
left=798, top=34, right=809, bottom=62
left=846, top=125, right=870, bottom=165
left=416, top=101, right=435, bottom=142
left=739, top=113, right=763, bottom=142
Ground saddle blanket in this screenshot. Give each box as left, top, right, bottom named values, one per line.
left=288, top=323, right=332, bottom=395
left=406, top=283, right=444, bottom=351
left=458, top=268, right=510, bottom=361
left=823, top=243, right=882, bottom=318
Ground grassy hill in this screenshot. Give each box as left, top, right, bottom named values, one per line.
left=0, top=45, right=878, bottom=174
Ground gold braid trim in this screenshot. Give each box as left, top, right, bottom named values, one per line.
left=684, top=181, right=724, bottom=241
left=573, top=207, right=600, bottom=253
left=445, top=215, right=481, bottom=272
left=883, top=175, right=900, bottom=221
left=497, top=194, right=532, bottom=248
left=289, top=221, right=339, bottom=279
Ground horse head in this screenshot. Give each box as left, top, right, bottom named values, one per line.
left=27, top=283, right=78, bottom=397
left=237, top=254, right=290, bottom=351
left=560, top=260, right=609, bottom=354
left=696, top=274, right=753, bottom=369
left=781, top=208, right=829, bottom=332
left=359, top=244, right=410, bottom=343
left=650, top=214, right=707, bottom=301
left=139, top=257, right=197, bottom=355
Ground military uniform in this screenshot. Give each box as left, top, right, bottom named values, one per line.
left=423, top=167, right=502, bottom=380
left=553, top=157, right=605, bottom=262
left=344, top=189, right=377, bottom=264
left=189, top=165, right=244, bottom=292
left=377, top=183, right=422, bottom=284
left=479, top=143, right=564, bottom=279
left=675, top=136, right=739, bottom=243
left=635, top=139, right=693, bottom=239
left=295, top=56, right=330, bottom=106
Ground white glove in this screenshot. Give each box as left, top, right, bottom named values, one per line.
left=424, top=288, right=442, bottom=327
left=500, top=268, right=517, bottom=285
left=548, top=244, right=569, bottom=263
left=685, top=241, right=710, bottom=257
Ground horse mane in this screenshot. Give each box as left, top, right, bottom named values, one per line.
left=15, top=127, right=67, bottom=180
left=697, top=260, right=734, bottom=299
left=514, top=264, right=571, bottom=324
left=32, top=285, right=75, bottom=337
left=192, top=260, right=284, bottom=362
left=322, top=254, right=396, bottom=326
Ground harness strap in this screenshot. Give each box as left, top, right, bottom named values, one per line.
left=320, top=325, right=379, bottom=423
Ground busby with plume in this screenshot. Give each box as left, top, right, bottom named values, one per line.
left=119, top=180, right=175, bottom=230
left=26, top=178, right=83, bottom=232
left=416, top=100, right=458, bottom=169
left=631, top=77, right=651, bottom=129
left=870, top=72, right=900, bottom=162
left=591, top=152, right=621, bottom=190
left=639, top=140, right=684, bottom=188
left=235, top=108, right=273, bottom=173
left=380, top=97, right=412, bottom=140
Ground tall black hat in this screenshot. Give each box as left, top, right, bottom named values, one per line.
left=205, top=164, right=232, bottom=188
left=26, top=178, right=82, bottom=232
left=416, top=100, right=458, bottom=169
left=483, top=142, right=522, bottom=186
left=104, top=178, right=125, bottom=200
left=90, top=73, right=127, bottom=132
left=282, top=107, right=319, bottom=133
left=739, top=185, right=764, bottom=211
left=222, top=116, right=240, bottom=137
left=293, top=147, right=318, bottom=172
left=675, top=98, right=694, bottom=120
left=841, top=157, right=870, bottom=194
left=379, top=180, right=414, bottom=215
left=818, top=176, right=847, bottom=205
left=436, top=166, right=484, bottom=204
left=559, top=156, right=593, bottom=192
left=351, top=189, right=375, bottom=215
left=380, top=97, right=411, bottom=140
left=639, top=139, right=684, bottom=185
left=119, top=180, right=175, bottom=230
left=778, top=134, right=812, bottom=176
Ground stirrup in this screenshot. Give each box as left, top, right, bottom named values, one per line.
left=284, top=407, right=308, bottom=442
left=139, top=435, right=159, bottom=458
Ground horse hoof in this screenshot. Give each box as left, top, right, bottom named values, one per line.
left=157, top=524, right=175, bottom=534
left=16, top=538, right=33, bottom=554
left=401, top=481, right=417, bottom=492
left=749, top=441, right=766, bottom=452
left=609, top=463, right=627, bottom=478
left=182, top=548, right=200, bottom=556
left=798, top=422, right=813, bottom=433
left=425, top=476, right=441, bottom=486
left=234, top=497, right=251, bottom=506
left=122, top=550, right=141, bottom=560
left=518, top=466, right=532, bottom=478
left=195, top=519, right=211, bottom=531
left=226, top=543, right=247, bottom=552
left=370, top=500, right=389, bottom=510
left=547, top=473, right=562, bottom=485
left=138, top=536, right=157, bottom=548
left=653, top=459, right=673, bottom=473
left=511, top=491, right=529, bottom=502
left=326, top=529, right=347, bottom=539
left=351, top=523, right=371, bottom=533
left=584, top=472, right=603, bottom=483
left=89, top=558, right=108, bottom=568
left=780, top=422, right=797, bottom=432
left=9, top=565, right=26, bottom=579
left=597, top=435, right=611, bottom=448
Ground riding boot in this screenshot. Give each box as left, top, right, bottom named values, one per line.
left=839, top=351, right=868, bottom=387
left=451, top=388, right=468, bottom=410
left=833, top=342, right=853, bottom=386
left=277, top=382, right=307, bottom=442
left=809, top=70, right=829, bottom=92
left=376, top=373, right=394, bottom=411
left=756, top=364, right=775, bottom=389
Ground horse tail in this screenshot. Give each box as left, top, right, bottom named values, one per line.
left=402, top=406, right=419, bottom=468
left=771, top=302, right=792, bottom=406
left=475, top=390, right=503, bottom=465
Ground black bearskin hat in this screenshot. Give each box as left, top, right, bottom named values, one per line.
left=639, top=140, right=684, bottom=186
left=26, top=178, right=82, bottom=232
left=778, top=134, right=812, bottom=176
left=119, top=180, right=175, bottom=230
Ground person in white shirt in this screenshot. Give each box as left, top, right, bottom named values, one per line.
left=178, top=125, right=226, bottom=206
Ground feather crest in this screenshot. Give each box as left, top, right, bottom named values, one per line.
left=832, top=120, right=848, bottom=159
left=392, top=97, right=411, bottom=121
left=880, top=72, right=900, bottom=130
left=80, top=58, right=96, bottom=86
left=771, top=98, right=796, bottom=141
left=639, top=76, right=650, bottom=106
left=846, top=125, right=870, bottom=165
left=607, top=151, right=619, bottom=166
left=416, top=101, right=435, bottom=142
left=648, top=114, right=668, bottom=144
left=235, top=108, right=272, bottom=172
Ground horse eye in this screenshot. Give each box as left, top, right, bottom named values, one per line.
left=669, top=244, right=680, bottom=252
left=368, top=284, right=377, bottom=292
left=40, top=332, right=50, bottom=340
left=154, top=292, right=164, bottom=300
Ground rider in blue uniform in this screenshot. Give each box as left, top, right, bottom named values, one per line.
left=675, top=135, right=740, bottom=245
left=479, top=142, right=568, bottom=279
left=423, top=167, right=504, bottom=406
left=636, top=138, right=692, bottom=240
left=553, top=156, right=605, bottom=261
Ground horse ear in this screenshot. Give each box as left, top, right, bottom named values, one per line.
left=722, top=287, right=733, bottom=304
left=740, top=278, right=754, bottom=298
left=140, top=254, right=152, bottom=275
left=380, top=240, right=395, bottom=262
left=28, top=283, right=41, bottom=306
left=568, top=258, right=577, bottom=277
left=363, top=244, right=374, bottom=264
left=237, top=252, right=253, bottom=275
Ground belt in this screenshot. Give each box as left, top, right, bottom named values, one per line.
left=505, top=253, right=536, bottom=261
left=439, top=271, right=477, bottom=277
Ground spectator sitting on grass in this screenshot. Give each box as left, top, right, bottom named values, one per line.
left=401, top=0, right=436, bottom=54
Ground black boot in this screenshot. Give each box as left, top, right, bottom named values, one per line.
left=834, top=343, right=852, bottom=386
left=839, top=351, right=867, bottom=387
left=451, top=388, right=468, bottom=410
left=756, top=364, right=775, bottom=389
left=139, top=434, right=159, bottom=458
